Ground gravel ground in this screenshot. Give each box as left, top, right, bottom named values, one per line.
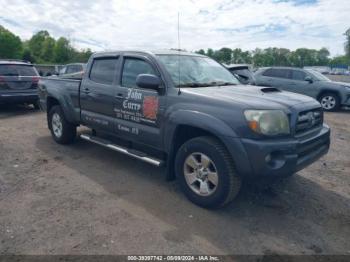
left=0, top=104, right=349, bottom=255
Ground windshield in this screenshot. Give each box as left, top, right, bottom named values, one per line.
left=306, top=69, right=331, bottom=82
left=157, top=55, right=240, bottom=87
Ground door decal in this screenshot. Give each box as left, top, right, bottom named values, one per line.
left=114, top=88, right=159, bottom=125
left=143, top=96, right=159, bottom=120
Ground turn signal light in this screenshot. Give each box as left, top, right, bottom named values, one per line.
left=248, top=120, right=259, bottom=132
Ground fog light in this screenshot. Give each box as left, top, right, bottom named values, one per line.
left=265, top=154, right=272, bottom=163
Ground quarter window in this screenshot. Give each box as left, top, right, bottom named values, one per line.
left=121, top=58, right=156, bottom=88
left=90, top=58, right=118, bottom=85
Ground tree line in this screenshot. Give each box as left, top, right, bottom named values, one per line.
left=196, top=46, right=349, bottom=68
left=0, top=25, right=92, bottom=64
left=195, top=28, right=349, bottom=67
left=1, top=24, right=349, bottom=67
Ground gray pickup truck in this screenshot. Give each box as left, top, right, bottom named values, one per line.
left=38, top=50, right=330, bottom=208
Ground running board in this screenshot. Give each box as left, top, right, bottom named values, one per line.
left=80, top=134, right=163, bottom=167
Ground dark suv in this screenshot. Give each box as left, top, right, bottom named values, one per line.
left=0, top=60, right=40, bottom=108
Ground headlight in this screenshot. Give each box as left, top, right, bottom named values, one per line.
left=244, top=110, right=290, bottom=136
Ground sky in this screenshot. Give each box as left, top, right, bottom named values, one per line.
left=0, top=0, right=349, bottom=56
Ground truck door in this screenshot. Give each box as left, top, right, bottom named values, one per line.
left=113, top=55, right=165, bottom=149
left=80, top=57, right=120, bottom=132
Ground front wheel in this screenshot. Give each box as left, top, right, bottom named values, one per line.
left=48, top=105, right=76, bottom=144
left=175, top=136, right=242, bottom=208
left=319, top=93, right=340, bottom=111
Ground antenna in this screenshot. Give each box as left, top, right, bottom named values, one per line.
left=177, top=11, right=181, bottom=95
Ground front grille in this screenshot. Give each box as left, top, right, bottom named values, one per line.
left=295, top=108, right=323, bottom=135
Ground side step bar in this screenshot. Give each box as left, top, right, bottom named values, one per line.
left=80, top=134, right=164, bottom=167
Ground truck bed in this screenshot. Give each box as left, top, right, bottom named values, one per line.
left=38, top=77, right=82, bottom=124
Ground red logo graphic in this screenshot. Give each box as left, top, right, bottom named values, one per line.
left=143, top=96, right=159, bottom=120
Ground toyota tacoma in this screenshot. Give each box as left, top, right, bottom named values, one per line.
left=38, top=50, right=330, bottom=208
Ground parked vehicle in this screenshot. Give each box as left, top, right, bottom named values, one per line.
left=226, top=64, right=255, bottom=85
left=0, top=59, right=40, bottom=108
left=35, top=64, right=63, bottom=77
left=38, top=50, right=330, bottom=208
left=57, top=63, right=86, bottom=79
left=254, top=67, right=350, bottom=111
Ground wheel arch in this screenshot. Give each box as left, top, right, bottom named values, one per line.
left=46, top=95, right=76, bottom=124
left=164, top=110, right=241, bottom=181
left=316, top=89, right=341, bottom=101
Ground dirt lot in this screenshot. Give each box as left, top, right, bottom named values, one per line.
left=0, top=105, right=349, bottom=255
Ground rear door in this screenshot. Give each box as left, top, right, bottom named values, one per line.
left=0, top=64, right=39, bottom=93
left=260, top=68, right=291, bottom=91
left=80, top=57, right=120, bottom=132
left=113, top=54, right=165, bottom=148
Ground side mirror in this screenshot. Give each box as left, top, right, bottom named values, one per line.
left=136, top=74, right=162, bottom=90
left=305, top=76, right=313, bottom=83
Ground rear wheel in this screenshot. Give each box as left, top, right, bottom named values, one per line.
left=175, top=136, right=241, bottom=208
left=319, top=93, right=340, bottom=111
left=48, top=105, right=76, bottom=144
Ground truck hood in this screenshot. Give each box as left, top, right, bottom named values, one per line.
left=182, top=85, right=319, bottom=110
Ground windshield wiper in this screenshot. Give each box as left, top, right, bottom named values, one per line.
left=207, top=81, right=237, bottom=86
left=176, top=82, right=212, bottom=88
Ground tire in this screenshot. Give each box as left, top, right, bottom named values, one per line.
left=318, top=93, right=340, bottom=111
left=48, top=105, right=76, bottom=144
left=175, top=136, right=242, bottom=208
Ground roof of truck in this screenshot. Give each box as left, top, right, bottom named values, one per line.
left=92, top=49, right=205, bottom=58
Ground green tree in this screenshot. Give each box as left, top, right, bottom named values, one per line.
left=73, top=48, right=93, bottom=63
left=206, top=48, right=214, bottom=58
left=22, top=48, right=35, bottom=63
left=196, top=49, right=205, bottom=55
left=316, top=48, right=330, bottom=66
left=344, top=28, right=350, bottom=59
left=0, top=25, right=22, bottom=59
left=28, top=30, right=50, bottom=61
left=330, top=55, right=349, bottom=66
left=54, top=37, right=72, bottom=63
left=42, top=36, right=56, bottom=62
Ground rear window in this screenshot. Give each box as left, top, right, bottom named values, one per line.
left=0, top=64, right=38, bottom=76
left=89, top=58, right=118, bottom=85
left=66, top=65, right=83, bottom=74
left=263, top=68, right=290, bottom=79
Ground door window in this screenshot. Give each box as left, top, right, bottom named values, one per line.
left=121, top=58, right=156, bottom=88
left=263, top=68, right=290, bottom=79
left=90, top=58, right=118, bottom=85
left=291, top=70, right=307, bottom=81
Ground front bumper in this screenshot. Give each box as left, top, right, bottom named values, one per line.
left=236, top=124, right=330, bottom=178
left=0, top=90, right=38, bottom=104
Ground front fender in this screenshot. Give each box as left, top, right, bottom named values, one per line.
left=164, top=109, right=238, bottom=151
left=163, top=109, right=253, bottom=179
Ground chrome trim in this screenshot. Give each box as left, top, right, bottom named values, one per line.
left=80, top=134, right=163, bottom=167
